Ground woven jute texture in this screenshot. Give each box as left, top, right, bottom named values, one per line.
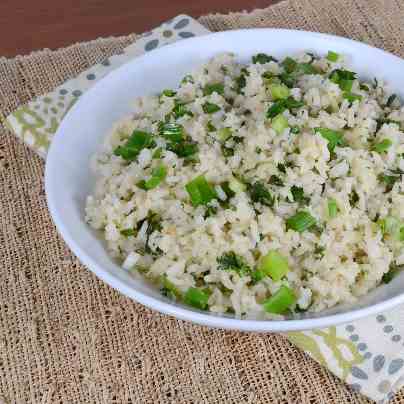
left=1, top=0, right=404, bottom=403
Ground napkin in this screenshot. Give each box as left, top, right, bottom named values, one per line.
left=4, top=14, right=404, bottom=403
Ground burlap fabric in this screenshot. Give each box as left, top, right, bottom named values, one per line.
left=1, top=0, right=404, bottom=402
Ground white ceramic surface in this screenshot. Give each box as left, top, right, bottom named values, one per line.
left=45, top=29, right=404, bottom=332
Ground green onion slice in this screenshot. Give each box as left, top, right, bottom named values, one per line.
left=120, top=228, right=136, bottom=237
left=372, top=139, right=392, bottom=153
left=259, top=251, right=289, bottom=281
left=113, top=130, right=155, bottom=161
left=272, top=114, right=289, bottom=135
left=218, top=127, right=232, bottom=142
left=158, top=122, right=184, bottom=142
left=263, top=285, right=296, bottom=314
left=327, top=51, right=339, bottom=62
left=202, top=102, right=221, bottom=114
left=184, top=287, right=210, bottom=310
left=269, top=83, right=290, bottom=100
left=203, top=83, right=225, bottom=96
left=185, top=175, right=217, bottom=206
left=343, top=92, right=363, bottom=103
left=161, top=89, right=176, bottom=97
left=286, top=211, right=317, bottom=232
left=327, top=198, right=338, bottom=218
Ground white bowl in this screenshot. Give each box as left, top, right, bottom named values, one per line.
left=45, top=29, right=404, bottom=332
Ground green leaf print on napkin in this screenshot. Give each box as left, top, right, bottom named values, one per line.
left=289, top=327, right=364, bottom=380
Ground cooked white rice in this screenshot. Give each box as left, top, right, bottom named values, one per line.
left=85, top=51, right=404, bottom=319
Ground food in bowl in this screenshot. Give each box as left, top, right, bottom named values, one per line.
left=85, top=51, right=404, bottom=319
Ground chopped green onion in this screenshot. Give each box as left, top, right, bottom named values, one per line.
left=185, top=175, right=217, bottom=206
left=246, top=181, right=274, bottom=207
left=314, top=127, right=345, bottom=152
left=206, top=120, right=216, bottom=132
left=269, top=175, right=284, bottom=187
left=120, top=228, right=136, bottom=237
left=340, top=79, right=354, bottom=92
left=160, top=275, right=182, bottom=300
left=382, top=264, right=402, bottom=284
left=279, top=72, right=296, bottom=88
left=286, top=211, right=316, bottom=232
left=290, top=126, right=300, bottom=134
left=221, top=145, right=234, bottom=157
left=262, top=74, right=281, bottom=85
left=217, top=127, right=232, bottom=142
left=252, top=53, right=278, bottom=64
left=327, top=51, right=339, bottom=62
left=220, top=181, right=236, bottom=199
left=269, top=83, right=290, bottom=100
left=349, top=189, right=360, bottom=207
left=152, top=147, right=163, bottom=159
left=251, top=269, right=265, bottom=283
left=290, top=186, right=309, bottom=205
left=378, top=173, right=400, bottom=193
left=330, top=69, right=356, bottom=91
left=360, top=83, right=370, bottom=92
left=372, top=139, right=392, bottom=153
left=167, top=141, right=199, bottom=158
left=272, top=114, right=289, bottom=135
left=259, top=250, right=289, bottom=281
left=328, top=198, right=338, bottom=218
left=184, top=287, right=210, bottom=310
left=172, top=101, right=193, bottom=119
left=278, top=163, right=286, bottom=174
left=158, top=122, right=184, bottom=142
left=203, top=83, right=225, bottom=96
left=202, top=102, right=221, bottom=114
left=161, top=89, right=176, bottom=97
left=263, top=285, right=296, bottom=314
left=298, top=63, right=320, bottom=75
left=141, top=164, right=167, bottom=190
left=113, top=130, right=155, bottom=161
left=386, top=94, right=397, bottom=107
left=378, top=216, right=401, bottom=239
left=281, top=57, right=298, bottom=73
left=267, top=101, right=287, bottom=119
left=229, top=177, right=246, bottom=194
left=234, top=74, right=247, bottom=94
left=343, top=92, right=363, bottom=103
left=181, top=75, right=194, bottom=84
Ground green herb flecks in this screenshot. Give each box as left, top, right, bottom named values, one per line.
left=246, top=181, right=274, bottom=207
left=290, top=186, right=310, bottom=205
left=217, top=251, right=252, bottom=276
left=252, top=53, right=278, bottom=64
left=266, top=97, right=305, bottom=119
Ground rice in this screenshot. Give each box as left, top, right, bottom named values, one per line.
left=85, top=51, right=404, bottom=319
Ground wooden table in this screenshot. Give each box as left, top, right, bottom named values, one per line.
left=0, top=0, right=276, bottom=57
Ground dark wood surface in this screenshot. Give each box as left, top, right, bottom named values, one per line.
left=0, top=0, right=276, bottom=57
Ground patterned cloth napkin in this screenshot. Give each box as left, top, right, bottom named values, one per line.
left=4, top=15, right=404, bottom=403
